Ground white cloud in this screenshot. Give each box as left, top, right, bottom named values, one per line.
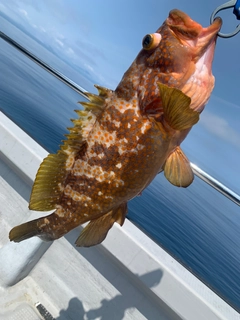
left=84, top=63, right=94, bottom=72
left=39, top=26, right=46, bottom=33
left=19, top=8, right=28, bottom=17
left=66, top=47, right=74, bottom=56
left=55, top=38, right=64, bottom=47
left=200, top=111, right=240, bottom=148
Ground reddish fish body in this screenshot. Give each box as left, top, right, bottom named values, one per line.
left=9, top=10, right=222, bottom=247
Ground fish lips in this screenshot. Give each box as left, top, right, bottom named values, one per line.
left=166, top=9, right=222, bottom=44
left=166, top=9, right=222, bottom=65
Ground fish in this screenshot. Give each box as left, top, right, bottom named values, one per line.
left=9, top=9, right=222, bottom=247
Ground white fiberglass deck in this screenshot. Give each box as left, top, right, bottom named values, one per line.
left=0, top=111, right=238, bottom=320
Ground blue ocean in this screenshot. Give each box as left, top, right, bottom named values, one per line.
left=1, top=18, right=240, bottom=313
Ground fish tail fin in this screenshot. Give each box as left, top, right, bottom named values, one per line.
left=9, top=219, right=40, bottom=243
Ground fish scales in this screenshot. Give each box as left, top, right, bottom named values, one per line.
left=59, top=94, right=166, bottom=214
left=9, top=9, right=222, bottom=247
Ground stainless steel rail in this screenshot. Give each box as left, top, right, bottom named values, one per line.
left=1, top=31, right=239, bottom=206
left=191, top=163, right=240, bottom=206
left=0, top=31, right=89, bottom=100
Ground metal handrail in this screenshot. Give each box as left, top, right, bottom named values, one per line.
left=1, top=31, right=239, bottom=206
left=0, top=32, right=88, bottom=99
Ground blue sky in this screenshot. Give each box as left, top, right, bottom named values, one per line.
left=0, top=0, right=240, bottom=194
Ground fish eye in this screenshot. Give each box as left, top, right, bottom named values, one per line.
left=142, top=33, right=162, bottom=50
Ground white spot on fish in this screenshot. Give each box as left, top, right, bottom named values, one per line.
left=116, top=163, right=122, bottom=168
left=66, top=154, right=75, bottom=170
left=136, top=144, right=145, bottom=150
left=105, top=195, right=113, bottom=199
left=140, top=120, right=151, bottom=134
left=64, top=184, right=92, bottom=202
left=55, top=205, right=65, bottom=218
left=58, top=183, right=64, bottom=192
left=98, top=152, right=105, bottom=159
left=73, top=161, right=116, bottom=184
left=112, top=120, right=121, bottom=128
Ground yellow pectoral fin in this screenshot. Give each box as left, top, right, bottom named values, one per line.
left=75, top=203, right=127, bottom=247
left=164, top=147, right=194, bottom=187
left=158, top=83, right=199, bottom=130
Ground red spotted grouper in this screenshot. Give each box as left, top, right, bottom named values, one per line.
left=9, top=9, right=222, bottom=247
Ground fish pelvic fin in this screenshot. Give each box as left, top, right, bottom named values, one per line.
left=164, top=146, right=194, bottom=187
left=158, top=83, right=199, bottom=130
left=75, top=202, right=127, bottom=247
left=9, top=219, right=40, bottom=243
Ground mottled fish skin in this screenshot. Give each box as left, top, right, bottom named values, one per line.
left=9, top=9, right=222, bottom=246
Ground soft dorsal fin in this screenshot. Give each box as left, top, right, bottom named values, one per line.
left=158, top=83, right=199, bottom=130
left=75, top=202, right=127, bottom=247
left=29, top=153, right=67, bottom=210
left=164, top=146, right=194, bottom=187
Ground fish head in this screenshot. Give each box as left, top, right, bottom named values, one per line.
left=116, top=9, right=222, bottom=114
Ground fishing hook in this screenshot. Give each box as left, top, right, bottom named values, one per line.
left=210, top=0, right=240, bottom=38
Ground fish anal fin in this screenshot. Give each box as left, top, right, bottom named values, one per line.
left=164, top=146, right=194, bottom=187
left=29, top=153, right=67, bottom=211
left=75, top=203, right=128, bottom=247
left=158, top=83, right=199, bottom=130
left=113, top=202, right=128, bottom=226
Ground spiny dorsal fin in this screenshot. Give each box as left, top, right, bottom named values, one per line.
left=164, top=146, right=194, bottom=187
left=158, top=83, right=199, bottom=130
left=29, top=153, right=67, bottom=210
left=60, top=85, right=109, bottom=153
left=84, top=92, right=105, bottom=105
left=75, top=203, right=127, bottom=247
left=94, top=84, right=112, bottom=97
left=79, top=101, right=104, bottom=112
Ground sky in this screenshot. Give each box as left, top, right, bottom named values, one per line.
left=0, top=0, right=239, bottom=194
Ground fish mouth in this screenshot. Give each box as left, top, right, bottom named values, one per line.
left=167, top=9, right=222, bottom=65
left=167, top=9, right=222, bottom=45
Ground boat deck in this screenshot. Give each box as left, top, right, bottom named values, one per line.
left=0, top=111, right=238, bottom=319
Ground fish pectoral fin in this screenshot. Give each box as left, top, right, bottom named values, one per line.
left=158, top=83, right=199, bottom=130
left=75, top=203, right=128, bottom=247
left=29, top=153, right=67, bottom=211
left=164, top=146, right=194, bottom=187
